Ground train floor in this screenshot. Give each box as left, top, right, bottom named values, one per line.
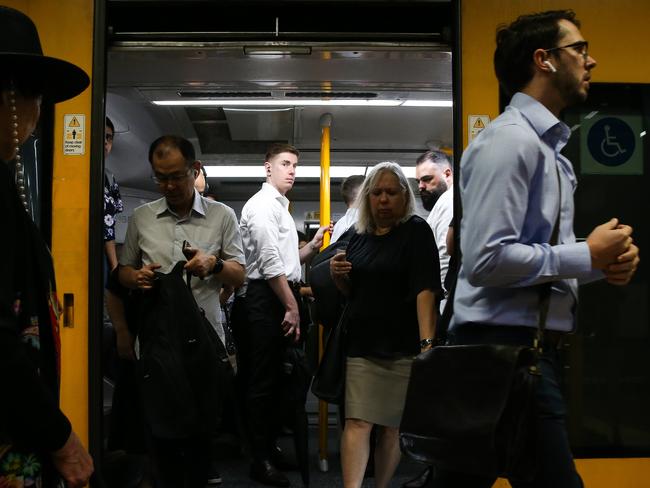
left=217, top=426, right=425, bottom=487
left=101, top=423, right=427, bottom=488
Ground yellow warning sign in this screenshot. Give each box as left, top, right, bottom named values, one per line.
left=468, top=115, right=491, bottom=142
left=63, top=114, right=85, bottom=155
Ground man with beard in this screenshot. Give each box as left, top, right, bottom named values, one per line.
left=400, top=150, right=455, bottom=488
left=415, top=150, right=453, bottom=310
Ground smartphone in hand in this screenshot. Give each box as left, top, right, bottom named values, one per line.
left=182, top=240, right=197, bottom=260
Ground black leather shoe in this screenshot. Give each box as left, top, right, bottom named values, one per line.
left=271, top=446, right=298, bottom=471
left=250, top=460, right=290, bottom=487
left=402, top=466, right=433, bottom=488
left=206, top=459, right=222, bottom=485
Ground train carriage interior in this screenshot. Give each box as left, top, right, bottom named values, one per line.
left=101, top=1, right=455, bottom=485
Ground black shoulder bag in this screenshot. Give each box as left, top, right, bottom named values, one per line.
left=310, top=304, right=349, bottom=405
left=400, top=167, right=562, bottom=482
left=308, top=226, right=356, bottom=330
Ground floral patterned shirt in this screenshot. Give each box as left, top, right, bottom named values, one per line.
left=104, top=173, right=123, bottom=242
left=0, top=449, right=42, bottom=487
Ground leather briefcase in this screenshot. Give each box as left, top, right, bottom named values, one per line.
left=399, top=343, right=540, bottom=481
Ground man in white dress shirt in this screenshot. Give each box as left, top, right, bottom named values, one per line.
left=415, top=150, right=453, bottom=311
left=330, top=174, right=364, bottom=243
left=233, top=143, right=327, bottom=487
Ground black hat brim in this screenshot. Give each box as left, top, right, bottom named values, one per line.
left=3, top=52, right=90, bottom=103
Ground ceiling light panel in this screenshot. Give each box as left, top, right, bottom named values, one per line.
left=205, top=165, right=416, bottom=179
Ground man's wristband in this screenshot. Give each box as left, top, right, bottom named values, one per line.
left=212, top=256, right=224, bottom=274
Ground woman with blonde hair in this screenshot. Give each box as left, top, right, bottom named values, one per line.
left=330, top=162, right=441, bottom=488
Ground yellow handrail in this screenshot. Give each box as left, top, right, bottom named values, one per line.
left=318, top=113, right=332, bottom=471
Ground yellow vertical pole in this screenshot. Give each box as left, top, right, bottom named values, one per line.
left=318, top=113, right=333, bottom=471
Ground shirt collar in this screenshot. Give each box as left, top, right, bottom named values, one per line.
left=154, top=189, right=206, bottom=218
left=261, top=182, right=290, bottom=209
left=510, top=92, right=571, bottom=152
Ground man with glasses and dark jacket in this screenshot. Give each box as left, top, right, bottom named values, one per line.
left=118, top=135, right=245, bottom=488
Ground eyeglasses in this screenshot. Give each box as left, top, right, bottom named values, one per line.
left=543, top=40, right=589, bottom=61
left=105, top=133, right=114, bottom=142
left=151, top=168, right=192, bottom=185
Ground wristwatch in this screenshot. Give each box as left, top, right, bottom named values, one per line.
left=420, top=338, right=435, bottom=349
left=212, top=256, right=224, bottom=275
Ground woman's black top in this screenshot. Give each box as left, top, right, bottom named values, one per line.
left=0, top=161, right=71, bottom=474
left=345, top=215, right=441, bottom=358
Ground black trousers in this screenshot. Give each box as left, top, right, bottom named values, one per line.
left=232, top=280, right=301, bottom=462
left=149, top=435, right=209, bottom=488
left=430, top=324, right=583, bottom=488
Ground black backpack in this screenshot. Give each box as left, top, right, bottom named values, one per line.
left=135, top=261, right=228, bottom=439
left=308, top=226, right=356, bottom=330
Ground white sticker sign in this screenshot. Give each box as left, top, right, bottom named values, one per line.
left=468, top=115, right=491, bottom=142
left=63, top=114, right=85, bottom=155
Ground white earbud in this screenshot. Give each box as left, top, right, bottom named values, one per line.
left=544, top=60, right=557, bottom=73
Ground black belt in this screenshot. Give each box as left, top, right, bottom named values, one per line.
left=248, top=278, right=301, bottom=292
left=543, top=330, right=565, bottom=350
left=451, top=324, right=566, bottom=350
left=288, top=280, right=302, bottom=292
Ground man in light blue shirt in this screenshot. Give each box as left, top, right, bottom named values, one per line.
left=437, top=10, right=640, bottom=488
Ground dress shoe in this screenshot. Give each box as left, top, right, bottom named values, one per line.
left=206, top=459, right=223, bottom=485
left=271, top=445, right=298, bottom=471
left=402, top=466, right=433, bottom=488
left=250, top=460, right=290, bottom=487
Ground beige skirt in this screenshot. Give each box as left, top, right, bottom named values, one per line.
left=345, top=356, right=414, bottom=428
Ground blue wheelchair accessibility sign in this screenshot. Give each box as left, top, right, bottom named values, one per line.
left=587, top=117, right=635, bottom=166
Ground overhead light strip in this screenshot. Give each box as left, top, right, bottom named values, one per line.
left=153, top=99, right=452, bottom=107
left=401, top=100, right=453, bottom=107
left=205, top=165, right=416, bottom=179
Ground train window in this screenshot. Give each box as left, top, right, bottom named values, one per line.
left=561, top=83, right=649, bottom=457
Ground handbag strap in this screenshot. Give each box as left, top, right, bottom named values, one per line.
left=438, top=162, right=562, bottom=349
left=534, top=162, right=562, bottom=349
